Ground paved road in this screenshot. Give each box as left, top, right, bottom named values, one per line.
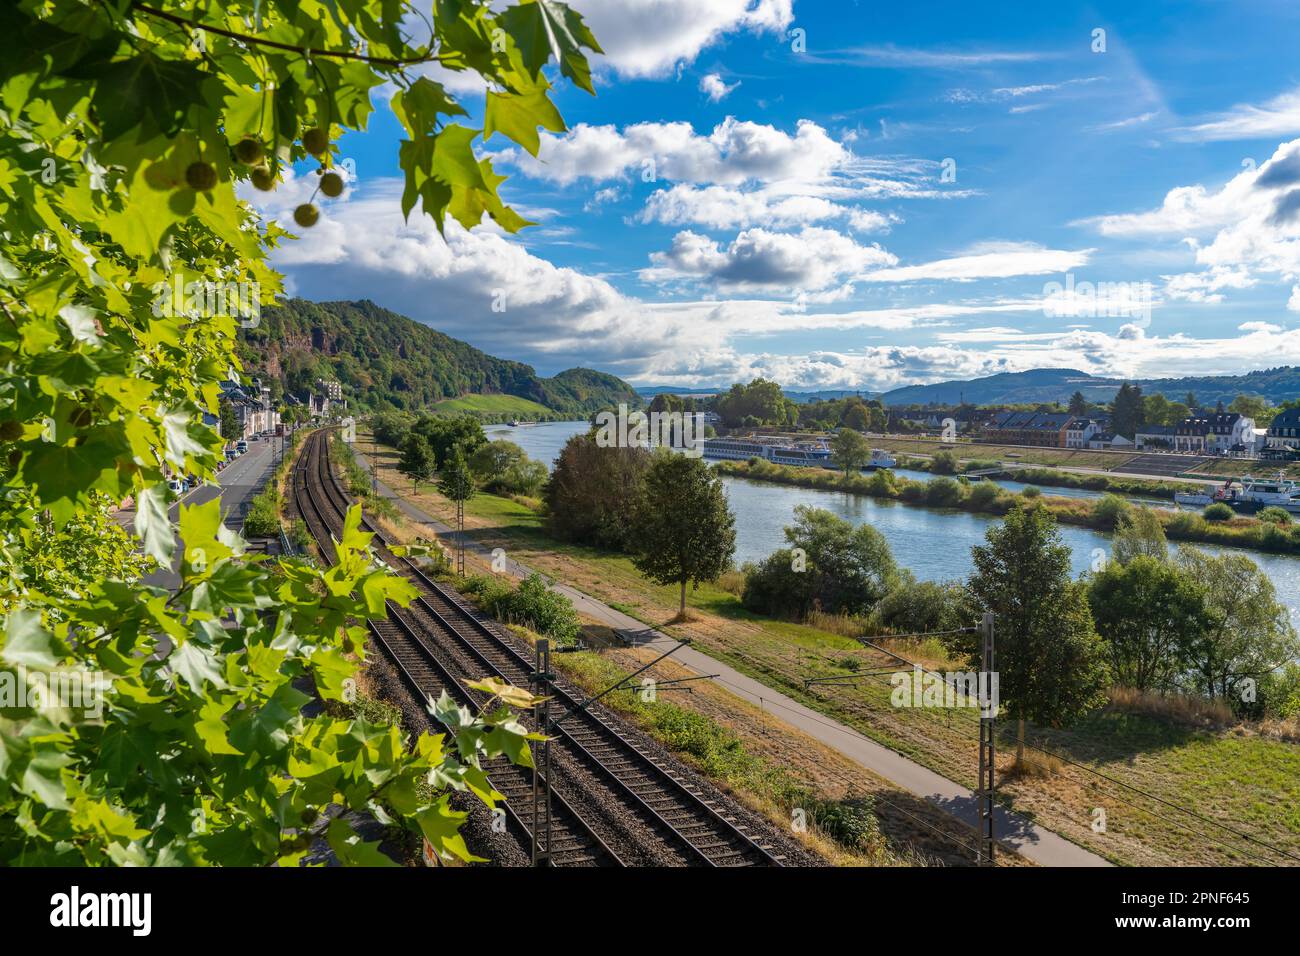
left=116, top=436, right=281, bottom=590
left=351, top=446, right=1111, bottom=868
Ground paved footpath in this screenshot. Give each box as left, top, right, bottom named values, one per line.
left=352, top=447, right=1111, bottom=867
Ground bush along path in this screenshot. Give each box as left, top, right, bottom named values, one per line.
left=349, top=444, right=1109, bottom=867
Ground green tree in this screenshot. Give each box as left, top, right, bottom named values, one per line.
left=0, top=0, right=601, bottom=865
left=218, top=399, right=242, bottom=442
left=929, top=450, right=959, bottom=475
left=469, top=440, right=526, bottom=485
left=955, top=506, right=1110, bottom=758
left=1143, top=392, right=1171, bottom=426
left=1088, top=556, right=1207, bottom=691
left=1229, top=394, right=1275, bottom=426
left=1175, top=548, right=1300, bottom=702
left=1111, top=383, right=1146, bottom=439
left=784, top=506, right=899, bottom=616
left=398, top=433, right=436, bottom=492
left=841, top=400, right=871, bottom=432
left=740, top=549, right=817, bottom=619
left=631, top=454, right=736, bottom=619
left=544, top=432, right=651, bottom=551
left=415, top=414, right=486, bottom=470
left=872, top=575, right=973, bottom=636
left=831, top=427, right=871, bottom=474
left=437, top=450, right=476, bottom=505
left=1111, top=506, right=1168, bottom=565
left=1068, top=390, right=1089, bottom=416
left=499, top=458, right=548, bottom=496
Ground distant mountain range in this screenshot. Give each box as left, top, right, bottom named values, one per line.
left=241, top=299, right=640, bottom=416
left=874, top=367, right=1300, bottom=407
left=637, top=367, right=1300, bottom=408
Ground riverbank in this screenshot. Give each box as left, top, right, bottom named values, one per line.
left=358, top=434, right=1300, bottom=867
left=899, top=459, right=1190, bottom=500
left=713, top=459, right=1300, bottom=557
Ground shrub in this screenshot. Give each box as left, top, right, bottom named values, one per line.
left=741, top=549, right=815, bottom=619
left=810, top=798, right=881, bottom=852
left=1202, top=502, right=1235, bottom=522
left=1021, top=484, right=1042, bottom=499
left=290, top=518, right=312, bottom=552
left=929, top=450, right=959, bottom=474
left=872, top=576, right=972, bottom=635
left=498, top=573, right=581, bottom=645
left=243, top=489, right=280, bottom=537
left=925, top=476, right=964, bottom=507
left=898, top=480, right=927, bottom=503
left=1257, top=506, right=1292, bottom=525
left=967, top=480, right=1001, bottom=510
left=1091, top=493, right=1132, bottom=530
left=865, top=469, right=898, bottom=498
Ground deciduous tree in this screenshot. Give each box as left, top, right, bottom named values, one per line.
left=631, top=454, right=736, bottom=619
left=955, top=506, right=1110, bottom=758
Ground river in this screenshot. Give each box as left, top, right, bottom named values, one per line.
left=489, top=421, right=1300, bottom=621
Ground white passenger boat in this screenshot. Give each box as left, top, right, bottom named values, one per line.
left=865, top=448, right=897, bottom=471
left=1174, top=475, right=1300, bottom=514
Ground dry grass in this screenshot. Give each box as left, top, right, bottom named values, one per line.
left=1107, top=686, right=1235, bottom=729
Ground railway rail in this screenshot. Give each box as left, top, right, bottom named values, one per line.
left=291, top=428, right=783, bottom=867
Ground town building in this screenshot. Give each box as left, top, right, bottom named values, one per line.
left=982, top=411, right=1074, bottom=447
left=1173, top=412, right=1255, bottom=454
left=1266, top=407, right=1300, bottom=451
left=1087, top=432, right=1133, bottom=450
left=1065, top=418, right=1103, bottom=448
left=219, top=380, right=279, bottom=439
left=1134, top=424, right=1176, bottom=450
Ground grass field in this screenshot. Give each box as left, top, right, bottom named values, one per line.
left=429, top=393, right=555, bottom=419
left=362, top=436, right=1300, bottom=867
left=1191, top=457, right=1300, bottom=480
left=869, top=435, right=1140, bottom=471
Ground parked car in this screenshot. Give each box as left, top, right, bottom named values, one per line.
left=167, top=478, right=182, bottom=494
left=236, top=440, right=248, bottom=453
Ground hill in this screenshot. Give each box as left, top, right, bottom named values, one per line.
left=240, top=299, right=641, bottom=417
left=876, top=366, right=1300, bottom=407
left=430, top=394, right=554, bottom=418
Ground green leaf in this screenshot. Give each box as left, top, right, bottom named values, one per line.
left=2, top=609, right=60, bottom=668
left=325, top=817, right=400, bottom=866
left=168, top=640, right=227, bottom=691
left=92, top=52, right=210, bottom=139
left=500, top=0, right=603, bottom=95
left=134, top=482, right=175, bottom=566
left=484, top=88, right=565, bottom=156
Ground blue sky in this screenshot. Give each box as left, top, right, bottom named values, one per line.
left=258, top=0, right=1300, bottom=391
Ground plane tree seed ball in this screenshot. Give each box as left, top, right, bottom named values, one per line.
left=233, top=138, right=264, bottom=164
left=251, top=165, right=275, bottom=191
left=185, top=161, right=217, bottom=191
left=319, top=172, right=344, bottom=197
left=293, top=203, right=319, bottom=227
left=302, top=128, right=329, bottom=156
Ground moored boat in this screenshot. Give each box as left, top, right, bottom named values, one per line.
left=1174, top=475, right=1300, bottom=514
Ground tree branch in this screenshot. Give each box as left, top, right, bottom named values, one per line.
left=132, top=4, right=456, bottom=68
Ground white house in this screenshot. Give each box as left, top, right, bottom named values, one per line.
left=1087, top=432, right=1133, bottom=450
left=1135, top=424, right=1176, bottom=450
left=1066, top=418, right=1103, bottom=448
left=1174, top=412, right=1255, bottom=454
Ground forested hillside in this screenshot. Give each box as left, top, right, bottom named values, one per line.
left=241, top=298, right=640, bottom=415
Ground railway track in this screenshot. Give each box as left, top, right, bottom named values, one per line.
left=292, top=429, right=621, bottom=866
left=292, top=428, right=783, bottom=867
